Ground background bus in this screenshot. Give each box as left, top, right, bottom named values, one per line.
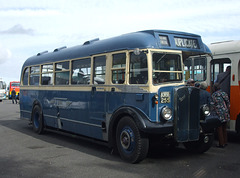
left=9, top=81, right=20, bottom=99
left=0, top=78, right=7, bottom=101
left=207, top=40, right=240, bottom=133
left=20, top=30, right=215, bottom=163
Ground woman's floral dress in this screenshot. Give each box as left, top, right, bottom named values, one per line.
left=210, top=90, right=230, bottom=123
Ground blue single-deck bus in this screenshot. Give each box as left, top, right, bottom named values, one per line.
left=20, top=30, right=215, bottom=163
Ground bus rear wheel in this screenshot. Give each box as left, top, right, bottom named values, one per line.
left=32, top=105, right=44, bottom=134
left=116, top=116, right=149, bottom=163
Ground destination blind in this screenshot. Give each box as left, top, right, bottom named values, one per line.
left=174, top=37, right=199, bottom=49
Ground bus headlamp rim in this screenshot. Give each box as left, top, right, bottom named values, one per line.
left=161, top=106, right=172, bottom=121
left=202, top=104, right=210, bottom=116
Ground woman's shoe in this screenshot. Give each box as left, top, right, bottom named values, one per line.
left=216, top=145, right=224, bottom=148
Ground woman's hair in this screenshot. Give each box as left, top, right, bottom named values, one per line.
left=200, top=81, right=208, bottom=90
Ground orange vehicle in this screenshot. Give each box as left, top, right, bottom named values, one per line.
left=9, top=81, right=20, bottom=99
left=207, top=41, right=240, bottom=133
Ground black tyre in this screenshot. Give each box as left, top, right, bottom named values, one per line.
left=116, top=116, right=149, bottom=163
left=32, top=105, right=44, bottom=134
left=183, top=133, right=214, bottom=153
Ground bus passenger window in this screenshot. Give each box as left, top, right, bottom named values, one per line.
left=22, top=67, right=29, bottom=85
left=112, top=53, right=126, bottom=84
left=129, top=52, right=148, bottom=84
left=55, top=61, right=70, bottom=85
left=30, top=66, right=40, bottom=85
left=72, top=58, right=91, bottom=85
left=93, top=56, right=106, bottom=84
left=41, top=64, right=53, bottom=85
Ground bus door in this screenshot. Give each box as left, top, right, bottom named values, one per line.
left=210, top=58, right=231, bottom=93
left=90, top=55, right=107, bottom=125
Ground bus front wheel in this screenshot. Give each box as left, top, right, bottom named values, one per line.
left=116, top=116, right=149, bottom=163
left=32, top=105, right=44, bottom=134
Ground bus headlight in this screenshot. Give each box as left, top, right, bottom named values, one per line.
left=202, top=105, right=210, bottom=116
left=161, top=106, right=172, bottom=121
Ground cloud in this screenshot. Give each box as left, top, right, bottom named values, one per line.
left=0, top=45, right=12, bottom=64
left=0, top=7, right=60, bottom=17
left=0, top=24, right=34, bottom=35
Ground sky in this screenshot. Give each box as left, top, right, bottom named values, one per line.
left=0, top=0, right=240, bottom=85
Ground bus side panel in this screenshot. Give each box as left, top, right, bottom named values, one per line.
left=39, top=90, right=104, bottom=139
left=20, top=90, right=32, bottom=120
left=20, top=90, right=43, bottom=121
left=107, top=92, right=150, bottom=119
left=124, top=93, right=150, bottom=116
left=107, top=91, right=125, bottom=113
left=230, top=85, right=240, bottom=121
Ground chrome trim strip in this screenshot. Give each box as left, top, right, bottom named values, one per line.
left=20, top=110, right=101, bottom=128
left=44, top=114, right=56, bottom=119
left=60, top=117, right=102, bottom=128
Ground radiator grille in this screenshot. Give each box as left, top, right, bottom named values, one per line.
left=174, top=87, right=200, bottom=142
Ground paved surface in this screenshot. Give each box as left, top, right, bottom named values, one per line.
left=0, top=100, right=240, bottom=178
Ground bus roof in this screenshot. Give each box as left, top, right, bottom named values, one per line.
left=23, top=30, right=211, bottom=67
left=208, top=40, right=240, bottom=55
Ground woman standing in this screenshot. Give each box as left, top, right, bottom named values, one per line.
left=210, top=83, right=230, bottom=148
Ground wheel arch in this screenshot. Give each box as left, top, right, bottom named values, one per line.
left=108, top=106, right=149, bottom=148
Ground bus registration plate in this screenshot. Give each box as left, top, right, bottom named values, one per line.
left=160, top=92, right=170, bottom=103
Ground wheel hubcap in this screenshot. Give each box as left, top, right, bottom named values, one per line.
left=120, top=130, right=131, bottom=149
left=204, top=135, right=209, bottom=143
left=120, top=128, right=135, bottom=151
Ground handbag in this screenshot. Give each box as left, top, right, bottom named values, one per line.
left=205, top=111, right=222, bottom=127
left=201, top=110, right=222, bottom=133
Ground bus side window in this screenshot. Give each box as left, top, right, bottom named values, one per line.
left=55, top=61, right=70, bottom=85
left=129, top=52, right=148, bottom=84
left=41, top=64, right=53, bottom=85
left=23, top=67, right=29, bottom=85
left=112, top=53, right=126, bottom=84
left=30, top=66, right=40, bottom=86
left=72, top=58, right=91, bottom=85
left=93, top=56, right=106, bottom=84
